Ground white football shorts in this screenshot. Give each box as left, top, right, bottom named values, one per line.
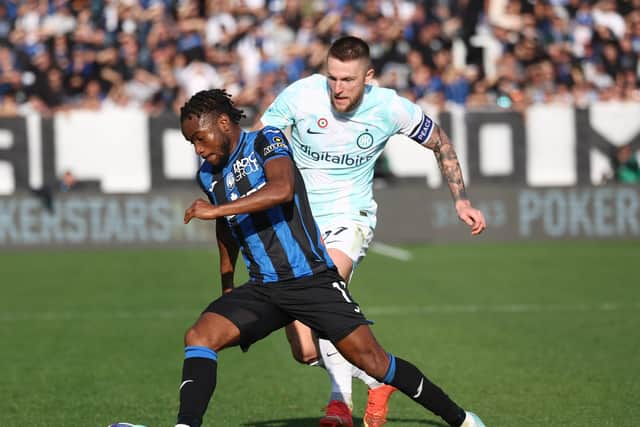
left=318, top=220, right=374, bottom=268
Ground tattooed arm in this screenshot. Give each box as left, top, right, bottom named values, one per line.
left=424, top=124, right=487, bottom=235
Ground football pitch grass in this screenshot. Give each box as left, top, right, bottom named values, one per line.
left=1, top=241, right=638, bottom=427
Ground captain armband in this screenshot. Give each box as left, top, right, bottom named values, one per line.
left=408, top=114, right=434, bottom=144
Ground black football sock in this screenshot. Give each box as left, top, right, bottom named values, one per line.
left=382, top=354, right=466, bottom=427
left=176, top=346, right=219, bottom=427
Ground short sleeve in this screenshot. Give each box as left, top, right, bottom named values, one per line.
left=392, top=95, right=435, bottom=145
left=254, top=126, right=292, bottom=164
left=260, top=88, right=297, bottom=129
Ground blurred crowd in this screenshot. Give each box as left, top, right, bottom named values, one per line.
left=1, top=0, right=640, bottom=121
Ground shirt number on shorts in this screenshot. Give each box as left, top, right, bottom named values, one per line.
left=332, top=281, right=352, bottom=303
left=323, top=226, right=348, bottom=241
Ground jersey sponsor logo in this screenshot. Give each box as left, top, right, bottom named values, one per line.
left=412, top=115, right=434, bottom=143
left=263, top=141, right=288, bottom=156
left=233, top=152, right=259, bottom=181
left=356, top=131, right=374, bottom=149
left=306, top=128, right=326, bottom=135
left=299, top=144, right=374, bottom=166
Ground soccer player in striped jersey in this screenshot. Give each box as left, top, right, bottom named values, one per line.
left=173, top=89, right=486, bottom=427
left=260, top=36, right=487, bottom=427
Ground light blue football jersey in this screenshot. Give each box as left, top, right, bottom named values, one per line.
left=261, top=74, right=435, bottom=229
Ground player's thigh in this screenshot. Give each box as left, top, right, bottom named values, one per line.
left=326, top=248, right=354, bottom=283
left=285, top=320, right=319, bottom=364
left=204, top=283, right=293, bottom=352
left=320, top=221, right=373, bottom=281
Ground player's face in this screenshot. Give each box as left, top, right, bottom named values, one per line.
left=326, top=57, right=374, bottom=113
left=181, top=113, right=232, bottom=167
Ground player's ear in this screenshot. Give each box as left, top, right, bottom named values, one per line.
left=364, top=67, right=375, bottom=84
left=217, top=113, right=231, bottom=132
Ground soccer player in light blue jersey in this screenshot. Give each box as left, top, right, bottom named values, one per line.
left=260, top=36, right=487, bottom=427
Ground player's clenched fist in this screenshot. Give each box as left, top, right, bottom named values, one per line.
left=184, top=198, right=219, bottom=224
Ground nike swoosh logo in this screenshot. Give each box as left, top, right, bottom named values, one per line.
left=306, top=129, right=325, bottom=135
left=179, top=380, right=194, bottom=390
left=209, top=181, right=218, bottom=192
left=326, top=351, right=339, bottom=357
left=354, top=306, right=361, bottom=313
left=412, top=378, right=424, bottom=398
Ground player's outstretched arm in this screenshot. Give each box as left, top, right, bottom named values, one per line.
left=216, top=219, right=239, bottom=294
left=423, top=124, right=487, bottom=235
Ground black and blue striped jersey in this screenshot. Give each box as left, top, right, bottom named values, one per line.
left=197, top=126, right=335, bottom=284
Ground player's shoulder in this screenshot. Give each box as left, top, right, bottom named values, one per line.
left=294, top=73, right=326, bottom=88
left=254, top=126, right=290, bottom=151
left=367, top=84, right=422, bottom=119
left=282, top=73, right=326, bottom=95
left=366, top=83, right=407, bottom=104
left=256, top=125, right=287, bottom=140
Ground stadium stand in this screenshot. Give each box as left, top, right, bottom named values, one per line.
left=0, top=0, right=639, bottom=123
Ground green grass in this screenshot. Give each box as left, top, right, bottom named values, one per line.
left=1, top=241, right=638, bottom=426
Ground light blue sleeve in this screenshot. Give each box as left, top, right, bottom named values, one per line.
left=260, top=86, right=298, bottom=130
left=388, top=93, right=435, bottom=144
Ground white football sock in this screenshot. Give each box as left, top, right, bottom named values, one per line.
left=308, top=358, right=325, bottom=368
left=461, top=412, right=472, bottom=427
left=318, top=338, right=353, bottom=408
left=351, top=364, right=384, bottom=389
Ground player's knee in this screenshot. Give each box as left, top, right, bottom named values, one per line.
left=290, top=345, right=320, bottom=365
left=351, top=347, right=389, bottom=380
left=183, top=325, right=221, bottom=349
left=184, top=326, right=204, bottom=347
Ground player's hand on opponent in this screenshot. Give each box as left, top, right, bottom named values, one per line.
left=455, top=200, right=486, bottom=235
left=184, top=198, right=219, bottom=223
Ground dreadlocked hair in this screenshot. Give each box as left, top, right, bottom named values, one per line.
left=180, top=89, right=246, bottom=124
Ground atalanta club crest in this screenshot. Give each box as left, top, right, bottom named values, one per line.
left=225, top=172, right=235, bottom=189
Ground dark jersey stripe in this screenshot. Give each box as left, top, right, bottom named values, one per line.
left=236, top=170, right=291, bottom=280
left=287, top=175, right=328, bottom=268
